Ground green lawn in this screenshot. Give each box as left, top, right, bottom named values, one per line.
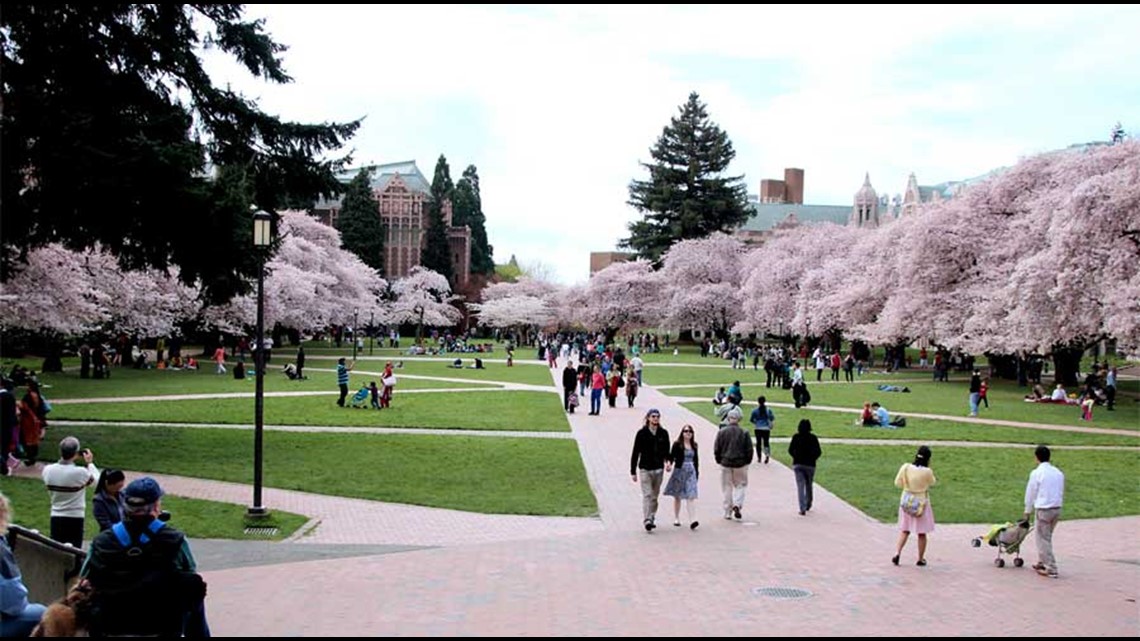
left=679, top=402, right=1139, bottom=446
left=645, top=363, right=967, bottom=387
left=32, top=425, right=597, bottom=517
left=52, top=390, right=570, bottom=432
left=0, top=475, right=308, bottom=541
left=315, top=357, right=556, bottom=386
left=663, top=377, right=1140, bottom=431
left=770, top=444, right=1140, bottom=523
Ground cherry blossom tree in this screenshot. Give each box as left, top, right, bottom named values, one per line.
left=579, top=259, right=659, bottom=342
left=0, top=244, right=108, bottom=335
left=202, top=210, right=388, bottom=334
left=390, top=266, right=462, bottom=344
left=735, top=225, right=821, bottom=341
left=480, top=276, right=563, bottom=302
left=658, top=233, right=745, bottom=338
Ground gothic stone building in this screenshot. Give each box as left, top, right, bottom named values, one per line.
left=737, top=167, right=978, bottom=241
left=313, top=160, right=471, bottom=287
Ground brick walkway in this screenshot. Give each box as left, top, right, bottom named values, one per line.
left=29, top=359, right=1140, bottom=635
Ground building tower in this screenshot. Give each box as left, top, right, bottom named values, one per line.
left=850, top=173, right=879, bottom=228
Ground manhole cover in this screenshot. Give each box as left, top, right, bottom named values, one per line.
left=243, top=526, right=279, bottom=537
left=752, top=586, right=813, bottom=599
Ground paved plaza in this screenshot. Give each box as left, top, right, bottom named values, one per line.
left=20, top=359, right=1139, bottom=636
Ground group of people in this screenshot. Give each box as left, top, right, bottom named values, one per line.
left=337, top=358, right=396, bottom=410
left=628, top=406, right=824, bottom=532
left=891, top=443, right=1065, bottom=580
left=0, top=435, right=211, bottom=637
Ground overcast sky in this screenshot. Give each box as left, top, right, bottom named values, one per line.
left=203, top=4, right=1140, bottom=285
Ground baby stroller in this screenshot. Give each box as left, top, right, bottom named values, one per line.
left=349, top=386, right=370, bottom=409
left=971, top=519, right=1033, bottom=567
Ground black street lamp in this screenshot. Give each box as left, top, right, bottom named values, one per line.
left=369, top=310, right=375, bottom=356
left=249, top=208, right=272, bottom=518
left=352, top=309, right=359, bottom=361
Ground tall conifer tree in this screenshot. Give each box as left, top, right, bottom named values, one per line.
left=622, top=92, right=750, bottom=263
left=335, top=168, right=385, bottom=273
left=422, top=154, right=454, bottom=282
left=453, top=165, right=495, bottom=275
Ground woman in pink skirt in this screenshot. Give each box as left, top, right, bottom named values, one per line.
left=892, top=445, right=937, bottom=566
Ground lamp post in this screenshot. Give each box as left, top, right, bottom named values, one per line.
left=369, top=310, right=375, bottom=356
left=249, top=209, right=272, bottom=518
left=352, top=309, right=359, bottom=361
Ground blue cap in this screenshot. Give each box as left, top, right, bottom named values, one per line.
left=123, top=476, right=164, bottom=508
left=647, top=408, right=661, bottom=416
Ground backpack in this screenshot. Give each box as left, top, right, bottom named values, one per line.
left=89, top=521, right=205, bottom=636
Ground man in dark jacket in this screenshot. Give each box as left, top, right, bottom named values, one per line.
left=788, top=419, right=823, bottom=515
left=81, top=477, right=210, bottom=637
left=713, top=406, right=753, bottom=520
left=562, top=362, right=579, bottom=412
left=0, top=378, right=15, bottom=476
left=630, top=409, right=672, bottom=532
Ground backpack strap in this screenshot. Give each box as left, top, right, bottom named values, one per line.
left=111, top=519, right=167, bottom=548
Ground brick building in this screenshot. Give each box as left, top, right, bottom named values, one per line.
left=313, top=160, right=471, bottom=287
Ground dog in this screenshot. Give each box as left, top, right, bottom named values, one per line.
left=30, top=579, right=94, bottom=637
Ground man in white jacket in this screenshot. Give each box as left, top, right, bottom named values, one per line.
left=42, top=436, right=99, bottom=548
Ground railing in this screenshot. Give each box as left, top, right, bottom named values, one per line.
left=7, top=525, right=85, bottom=604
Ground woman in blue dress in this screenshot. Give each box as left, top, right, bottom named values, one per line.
left=663, top=424, right=700, bottom=530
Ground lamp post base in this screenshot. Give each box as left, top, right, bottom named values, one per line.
left=246, top=506, right=271, bottom=519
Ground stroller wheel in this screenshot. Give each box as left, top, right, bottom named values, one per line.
left=1013, top=557, right=1024, bottom=568
left=995, top=558, right=1005, bottom=568
left=971, top=538, right=982, bottom=548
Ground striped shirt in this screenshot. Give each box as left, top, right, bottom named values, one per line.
left=337, top=363, right=349, bottom=386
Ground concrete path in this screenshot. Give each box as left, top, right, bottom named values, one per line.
left=26, top=358, right=1139, bottom=635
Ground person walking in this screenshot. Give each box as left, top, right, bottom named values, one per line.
left=92, top=468, right=128, bottom=532
left=41, top=436, right=99, bottom=548
left=335, top=357, right=355, bottom=407
left=1024, top=445, right=1065, bottom=578
left=561, top=362, right=578, bottom=412
left=713, top=406, right=753, bottom=520
left=629, top=409, right=672, bottom=532
left=788, top=419, right=822, bottom=515
left=380, top=362, right=395, bottom=409
left=892, top=445, right=936, bottom=567
left=749, top=396, right=774, bottom=464
left=625, top=369, right=639, bottom=408
left=589, top=367, right=605, bottom=416
left=295, top=345, right=306, bottom=380
left=663, top=424, right=700, bottom=530
left=968, top=369, right=982, bottom=417
left=213, top=345, right=226, bottom=375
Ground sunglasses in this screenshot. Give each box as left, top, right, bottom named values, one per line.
left=682, top=429, right=693, bottom=434
left=649, top=414, right=660, bottom=418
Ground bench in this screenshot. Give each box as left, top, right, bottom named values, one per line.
left=7, top=524, right=85, bottom=604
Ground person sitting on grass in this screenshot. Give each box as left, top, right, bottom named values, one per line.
left=858, top=401, right=877, bottom=426
left=713, top=387, right=727, bottom=406
left=871, top=402, right=906, bottom=428
left=451, top=358, right=464, bottom=369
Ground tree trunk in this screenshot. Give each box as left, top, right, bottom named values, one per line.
left=1051, top=345, right=1085, bottom=387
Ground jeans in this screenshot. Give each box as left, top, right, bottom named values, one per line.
left=793, top=464, right=815, bottom=512
left=590, top=389, right=602, bottom=414
left=969, top=392, right=980, bottom=416
left=754, top=429, right=770, bottom=460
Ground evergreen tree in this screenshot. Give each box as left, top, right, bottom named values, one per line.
left=622, top=92, right=750, bottom=264
left=453, top=165, right=495, bottom=275
left=421, top=154, right=454, bottom=281
left=336, top=168, right=385, bottom=273
left=0, top=5, right=359, bottom=301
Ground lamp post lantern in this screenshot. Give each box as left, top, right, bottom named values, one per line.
left=249, top=208, right=272, bottom=518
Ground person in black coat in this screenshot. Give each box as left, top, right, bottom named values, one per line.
left=562, top=362, right=579, bottom=412
left=788, top=419, right=822, bottom=515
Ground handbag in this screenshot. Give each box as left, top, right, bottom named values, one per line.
left=900, top=490, right=926, bottom=517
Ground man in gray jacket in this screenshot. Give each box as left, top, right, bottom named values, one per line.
left=713, top=406, right=753, bottom=520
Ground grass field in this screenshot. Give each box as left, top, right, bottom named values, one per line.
left=678, top=402, right=1139, bottom=446
left=769, top=444, right=1140, bottom=523
left=27, top=424, right=598, bottom=517
left=663, top=377, right=1140, bottom=431
left=52, top=390, right=569, bottom=432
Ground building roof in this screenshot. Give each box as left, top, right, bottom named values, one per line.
left=738, top=203, right=851, bottom=232
left=336, top=160, right=431, bottom=195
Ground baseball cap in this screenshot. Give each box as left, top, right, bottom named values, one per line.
left=123, top=476, right=164, bottom=509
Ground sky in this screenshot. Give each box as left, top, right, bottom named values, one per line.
left=203, top=4, right=1140, bottom=285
